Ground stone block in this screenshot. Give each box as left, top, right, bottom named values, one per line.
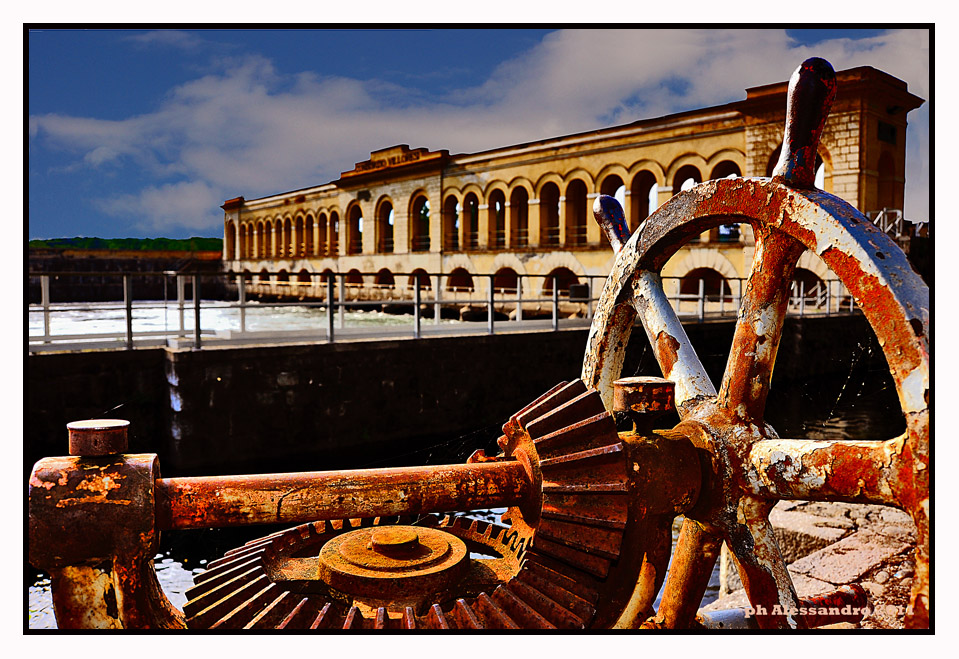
left=789, top=528, right=912, bottom=585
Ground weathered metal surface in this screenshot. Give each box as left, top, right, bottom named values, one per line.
left=155, top=461, right=531, bottom=530
left=28, top=453, right=185, bottom=628
left=66, top=418, right=129, bottom=456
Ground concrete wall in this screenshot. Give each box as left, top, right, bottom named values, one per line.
left=27, top=315, right=894, bottom=478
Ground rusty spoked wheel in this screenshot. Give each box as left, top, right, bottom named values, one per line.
left=584, top=58, right=929, bottom=629
left=182, top=380, right=645, bottom=629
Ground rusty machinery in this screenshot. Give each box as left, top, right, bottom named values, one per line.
left=28, top=58, right=929, bottom=630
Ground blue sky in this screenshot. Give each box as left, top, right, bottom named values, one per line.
left=27, top=27, right=930, bottom=240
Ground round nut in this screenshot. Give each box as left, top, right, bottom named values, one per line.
left=67, top=419, right=130, bottom=456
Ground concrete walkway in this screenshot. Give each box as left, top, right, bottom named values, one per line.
left=701, top=500, right=918, bottom=629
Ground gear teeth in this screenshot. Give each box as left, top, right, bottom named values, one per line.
left=541, top=493, right=628, bottom=529
left=523, top=552, right=601, bottom=605
left=192, top=551, right=265, bottom=587
left=426, top=604, right=450, bottom=629
left=516, top=569, right=594, bottom=623
left=507, top=577, right=585, bottom=629
left=525, top=389, right=606, bottom=441
left=536, top=517, right=623, bottom=560
left=503, top=381, right=572, bottom=436
left=184, top=563, right=262, bottom=617
left=492, top=585, right=556, bottom=628
left=209, top=582, right=281, bottom=629
left=243, top=590, right=298, bottom=629
left=449, top=598, right=484, bottom=629
left=540, top=443, right=627, bottom=492
left=275, top=597, right=315, bottom=629
left=186, top=573, right=269, bottom=628
left=309, top=602, right=335, bottom=629
left=529, top=535, right=611, bottom=578
left=374, top=607, right=389, bottom=629
left=402, top=607, right=417, bottom=629
left=533, top=411, right=617, bottom=458
left=475, top=592, right=520, bottom=629
left=342, top=606, right=363, bottom=629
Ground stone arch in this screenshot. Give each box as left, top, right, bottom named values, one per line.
left=442, top=193, right=460, bottom=251
left=672, top=249, right=739, bottom=281
left=493, top=267, right=519, bottom=293
left=542, top=266, right=581, bottom=296
left=345, top=201, right=364, bottom=255
left=667, top=155, right=708, bottom=195
left=596, top=164, right=629, bottom=194
left=329, top=210, right=340, bottom=256
left=628, top=167, right=661, bottom=231
left=374, top=268, right=395, bottom=289
left=375, top=196, right=395, bottom=254
left=409, top=192, right=431, bottom=252
left=304, top=213, right=315, bottom=256
left=507, top=180, right=533, bottom=248
left=293, top=212, right=305, bottom=257
left=225, top=220, right=236, bottom=260
left=447, top=267, right=475, bottom=292
left=316, top=212, right=328, bottom=257
left=563, top=177, right=590, bottom=246
left=537, top=179, right=562, bottom=247
left=408, top=268, right=432, bottom=291
left=706, top=149, right=745, bottom=180
left=679, top=267, right=729, bottom=300
left=345, top=268, right=364, bottom=286
left=296, top=268, right=312, bottom=285
left=487, top=187, right=507, bottom=249
left=462, top=190, right=481, bottom=250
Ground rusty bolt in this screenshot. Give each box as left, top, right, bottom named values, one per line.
left=613, top=377, right=676, bottom=433
left=67, top=419, right=129, bottom=456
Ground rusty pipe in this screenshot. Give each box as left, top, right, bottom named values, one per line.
left=155, top=460, right=532, bottom=530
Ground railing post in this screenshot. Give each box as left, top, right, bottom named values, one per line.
left=735, top=278, right=743, bottom=313
left=587, top=276, right=593, bottom=320
left=338, top=274, right=345, bottom=330
left=552, top=276, right=559, bottom=331
left=237, top=274, right=247, bottom=333
left=327, top=276, right=335, bottom=343
left=434, top=274, right=442, bottom=326
left=413, top=276, right=421, bottom=339
left=516, top=276, right=523, bottom=322
left=177, top=275, right=186, bottom=335
left=719, top=278, right=726, bottom=316
left=41, top=274, right=51, bottom=340
left=799, top=280, right=806, bottom=317
left=487, top=275, right=495, bottom=335
left=193, top=274, right=202, bottom=349
left=697, top=278, right=705, bottom=322
left=123, top=274, right=133, bottom=350
left=826, top=280, right=832, bottom=316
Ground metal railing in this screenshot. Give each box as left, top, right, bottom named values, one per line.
left=28, top=270, right=857, bottom=353
left=866, top=208, right=929, bottom=239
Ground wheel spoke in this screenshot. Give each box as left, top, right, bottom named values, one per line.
left=717, top=227, right=804, bottom=425
left=631, top=270, right=716, bottom=415
left=723, top=496, right=806, bottom=629
left=646, top=518, right=722, bottom=628
left=747, top=437, right=905, bottom=506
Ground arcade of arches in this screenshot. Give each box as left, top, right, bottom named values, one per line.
left=222, top=65, right=922, bottom=298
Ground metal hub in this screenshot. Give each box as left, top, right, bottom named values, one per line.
left=317, top=526, right=469, bottom=601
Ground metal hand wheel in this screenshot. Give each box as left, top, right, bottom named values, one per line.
left=584, top=57, right=929, bottom=629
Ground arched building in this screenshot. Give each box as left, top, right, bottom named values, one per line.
left=222, top=65, right=923, bottom=299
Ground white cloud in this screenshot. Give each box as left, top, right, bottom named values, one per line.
left=30, top=28, right=930, bottom=234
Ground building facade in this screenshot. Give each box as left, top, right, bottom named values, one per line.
left=221, top=66, right=923, bottom=305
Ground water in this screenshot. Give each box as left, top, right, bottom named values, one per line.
left=28, top=299, right=437, bottom=339
left=27, top=307, right=906, bottom=629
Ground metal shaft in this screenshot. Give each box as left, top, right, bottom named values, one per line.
left=155, top=460, right=531, bottom=530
